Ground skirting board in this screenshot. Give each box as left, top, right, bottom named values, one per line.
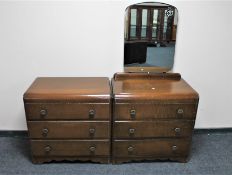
left=0, top=128, right=232, bottom=137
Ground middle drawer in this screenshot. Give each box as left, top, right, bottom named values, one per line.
left=28, top=121, right=110, bottom=139
left=113, top=120, right=194, bottom=139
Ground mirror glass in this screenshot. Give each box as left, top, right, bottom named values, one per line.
left=124, top=2, right=178, bottom=72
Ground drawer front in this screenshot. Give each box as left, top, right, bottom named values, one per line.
left=113, top=120, right=194, bottom=139
left=113, top=139, right=191, bottom=157
left=31, top=140, right=110, bottom=157
left=25, top=103, right=109, bottom=120
left=28, top=121, right=110, bottom=139
left=115, top=103, right=197, bottom=120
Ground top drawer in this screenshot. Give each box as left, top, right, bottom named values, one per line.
left=25, top=103, right=110, bottom=120
left=115, top=103, right=198, bottom=120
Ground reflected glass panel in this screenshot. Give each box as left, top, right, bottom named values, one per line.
left=141, top=9, right=148, bottom=38
left=130, top=9, right=137, bottom=37
left=163, top=10, right=168, bottom=40
left=152, top=9, right=158, bottom=38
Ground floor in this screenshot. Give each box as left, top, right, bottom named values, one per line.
left=0, top=131, right=232, bottom=175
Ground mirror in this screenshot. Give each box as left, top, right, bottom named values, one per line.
left=124, top=2, right=178, bottom=72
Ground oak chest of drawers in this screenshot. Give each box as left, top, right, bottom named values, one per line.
left=112, top=73, right=199, bottom=163
left=23, top=77, right=111, bottom=164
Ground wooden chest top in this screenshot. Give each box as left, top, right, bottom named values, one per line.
left=112, top=74, right=199, bottom=103
left=24, top=77, right=110, bottom=102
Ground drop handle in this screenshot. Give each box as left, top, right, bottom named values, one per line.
left=44, top=146, right=52, bottom=153
left=175, top=127, right=181, bottom=133
left=89, top=109, right=95, bottom=118
left=129, top=128, right=135, bottom=134
left=89, top=146, right=96, bottom=152
left=177, top=108, right=184, bottom=114
left=42, top=128, right=49, bottom=137
left=40, top=109, right=47, bottom=117
left=130, top=109, right=136, bottom=118
left=128, top=146, right=134, bottom=152
left=172, top=145, right=178, bottom=151
left=89, top=128, right=95, bottom=134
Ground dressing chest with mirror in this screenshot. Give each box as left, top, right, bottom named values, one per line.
left=111, top=2, right=199, bottom=163
left=23, top=2, right=199, bottom=164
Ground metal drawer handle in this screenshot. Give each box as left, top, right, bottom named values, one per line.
left=177, top=108, right=184, bottom=114
left=40, top=109, right=47, bottom=117
left=130, top=109, right=136, bottom=118
left=129, top=128, right=135, bottom=134
left=128, top=146, right=134, bottom=152
left=175, top=128, right=181, bottom=133
left=89, top=128, right=95, bottom=135
left=172, top=145, right=178, bottom=151
left=89, top=146, right=96, bottom=152
left=44, top=146, right=52, bottom=153
left=42, top=128, right=49, bottom=137
left=89, top=109, right=95, bottom=118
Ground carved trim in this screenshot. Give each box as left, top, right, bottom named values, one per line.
left=112, top=156, right=188, bottom=164
left=32, top=156, right=110, bottom=164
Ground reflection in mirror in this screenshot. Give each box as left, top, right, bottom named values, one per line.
left=124, top=2, right=178, bottom=72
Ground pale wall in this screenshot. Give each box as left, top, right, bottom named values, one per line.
left=0, top=0, right=231, bottom=130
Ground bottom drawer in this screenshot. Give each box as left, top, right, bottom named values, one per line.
left=113, top=139, right=191, bottom=157
left=31, top=140, right=110, bottom=157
